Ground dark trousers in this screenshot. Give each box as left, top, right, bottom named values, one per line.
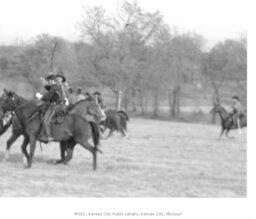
left=43, top=104, right=58, bottom=137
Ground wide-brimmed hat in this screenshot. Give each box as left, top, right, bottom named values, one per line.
left=93, top=91, right=101, bottom=96
left=232, top=95, right=239, bottom=101
left=46, top=72, right=56, bottom=80
left=56, top=71, right=66, bottom=82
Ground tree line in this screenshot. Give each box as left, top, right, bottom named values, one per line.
left=0, top=1, right=247, bottom=120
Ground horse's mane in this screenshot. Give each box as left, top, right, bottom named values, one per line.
left=11, top=94, right=42, bottom=121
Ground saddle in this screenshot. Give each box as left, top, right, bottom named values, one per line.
left=52, top=105, right=67, bottom=124
left=36, top=103, right=67, bottom=125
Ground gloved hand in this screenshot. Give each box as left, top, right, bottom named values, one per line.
left=64, top=98, right=69, bottom=106
left=35, top=92, right=43, bottom=99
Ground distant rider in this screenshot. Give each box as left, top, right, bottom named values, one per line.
left=231, top=95, right=243, bottom=134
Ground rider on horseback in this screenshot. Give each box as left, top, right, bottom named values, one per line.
left=231, top=96, right=243, bottom=133
left=93, top=91, right=105, bottom=109
left=68, top=87, right=77, bottom=105
left=56, top=71, right=69, bottom=106
left=77, top=88, right=86, bottom=102
left=40, top=72, right=66, bottom=141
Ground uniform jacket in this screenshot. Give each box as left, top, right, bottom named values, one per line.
left=41, top=84, right=64, bottom=104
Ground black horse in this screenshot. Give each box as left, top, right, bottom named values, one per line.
left=211, top=104, right=247, bottom=138
left=0, top=94, right=106, bottom=163
left=100, top=109, right=129, bottom=137
left=0, top=90, right=105, bottom=169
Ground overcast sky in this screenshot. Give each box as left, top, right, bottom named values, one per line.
left=0, top=0, right=247, bottom=48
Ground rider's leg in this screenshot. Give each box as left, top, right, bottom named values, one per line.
left=43, top=105, right=55, bottom=141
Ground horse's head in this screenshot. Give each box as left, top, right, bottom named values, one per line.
left=1, top=89, right=21, bottom=112
left=85, top=98, right=106, bottom=122
left=210, top=103, right=222, bottom=114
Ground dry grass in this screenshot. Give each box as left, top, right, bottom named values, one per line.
left=0, top=118, right=246, bottom=197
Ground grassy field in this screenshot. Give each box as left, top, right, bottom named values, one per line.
left=0, top=118, right=246, bottom=197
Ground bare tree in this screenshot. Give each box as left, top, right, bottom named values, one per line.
left=79, top=1, right=163, bottom=110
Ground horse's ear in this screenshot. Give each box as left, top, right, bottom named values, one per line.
left=7, top=90, right=14, bottom=97
left=3, top=88, right=8, bottom=94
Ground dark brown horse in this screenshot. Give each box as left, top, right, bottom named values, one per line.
left=1, top=89, right=106, bottom=169
left=211, top=104, right=247, bottom=138
left=100, top=109, right=129, bottom=137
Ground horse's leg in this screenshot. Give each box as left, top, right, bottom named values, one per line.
left=120, top=127, right=126, bottom=137
left=76, top=139, right=97, bottom=170
left=21, top=136, right=30, bottom=167
left=116, top=123, right=122, bottom=135
left=60, top=142, right=66, bottom=160
left=54, top=142, right=67, bottom=164
left=62, top=147, right=74, bottom=165
left=26, top=136, right=37, bottom=168
left=225, top=129, right=234, bottom=139
left=62, top=139, right=76, bottom=165
left=4, top=131, right=21, bottom=160
left=120, top=118, right=126, bottom=137
left=219, top=128, right=225, bottom=139
left=107, top=128, right=114, bottom=138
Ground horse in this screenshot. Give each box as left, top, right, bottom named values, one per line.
left=211, top=104, right=247, bottom=138
left=0, top=94, right=106, bottom=163
left=100, top=109, right=129, bottom=137
left=0, top=89, right=106, bottom=169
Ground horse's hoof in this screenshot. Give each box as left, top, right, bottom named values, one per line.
left=54, top=160, right=64, bottom=165
left=24, top=164, right=31, bottom=169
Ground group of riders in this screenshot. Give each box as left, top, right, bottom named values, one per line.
left=35, top=70, right=244, bottom=141
left=1, top=70, right=245, bottom=142
left=35, top=71, right=105, bottom=142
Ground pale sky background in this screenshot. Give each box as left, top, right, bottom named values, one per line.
left=0, top=0, right=247, bottom=49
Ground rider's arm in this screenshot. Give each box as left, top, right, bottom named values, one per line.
left=41, top=88, right=55, bottom=102
left=44, top=85, right=51, bottom=91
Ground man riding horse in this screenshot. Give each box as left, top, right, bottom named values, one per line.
left=231, top=96, right=244, bottom=134
left=93, top=91, right=105, bottom=109
left=39, top=72, right=67, bottom=142
left=55, top=71, right=69, bottom=106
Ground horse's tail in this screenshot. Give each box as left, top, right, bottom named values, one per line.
left=89, top=121, right=100, bottom=147
left=117, top=110, right=129, bottom=121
